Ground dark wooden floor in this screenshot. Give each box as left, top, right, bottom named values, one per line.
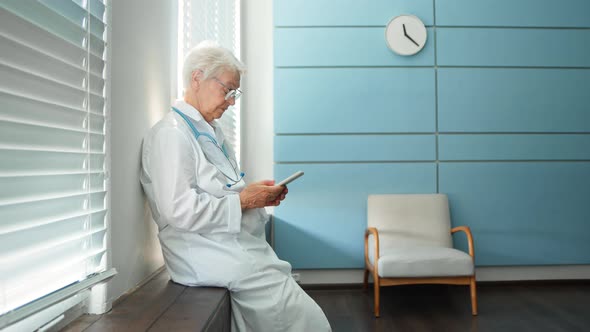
left=307, top=282, right=590, bottom=332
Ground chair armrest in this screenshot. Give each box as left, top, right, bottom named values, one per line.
left=451, top=226, right=475, bottom=259
left=364, top=227, right=380, bottom=266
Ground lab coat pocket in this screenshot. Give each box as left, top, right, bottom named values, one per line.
left=241, top=208, right=268, bottom=238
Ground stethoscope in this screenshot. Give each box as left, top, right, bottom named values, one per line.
left=172, top=107, right=244, bottom=187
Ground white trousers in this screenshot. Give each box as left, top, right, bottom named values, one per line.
left=229, top=269, right=332, bottom=332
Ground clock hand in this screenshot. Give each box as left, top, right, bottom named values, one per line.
left=405, top=33, right=420, bottom=47
left=403, top=24, right=407, bottom=36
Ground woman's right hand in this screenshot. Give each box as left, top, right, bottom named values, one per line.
left=239, top=180, right=287, bottom=210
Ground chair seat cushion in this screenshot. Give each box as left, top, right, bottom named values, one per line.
left=375, top=246, right=474, bottom=278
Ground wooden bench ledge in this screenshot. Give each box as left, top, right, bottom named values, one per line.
left=63, top=269, right=230, bottom=332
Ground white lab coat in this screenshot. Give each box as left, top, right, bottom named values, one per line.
left=140, top=100, right=331, bottom=331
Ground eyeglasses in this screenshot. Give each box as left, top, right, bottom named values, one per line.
left=212, top=77, right=242, bottom=101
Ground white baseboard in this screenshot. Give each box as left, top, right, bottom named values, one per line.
left=293, top=265, right=590, bottom=285
left=475, top=265, right=590, bottom=282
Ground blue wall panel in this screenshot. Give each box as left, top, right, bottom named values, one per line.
left=274, top=27, right=435, bottom=67
left=275, top=135, right=435, bottom=162
left=274, top=163, right=437, bottom=268
left=436, top=0, right=590, bottom=28
left=439, top=135, right=590, bottom=161
left=438, top=68, right=590, bottom=132
left=439, top=162, right=590, bottom=265
left=275, top=0, right=434, bottom=26
left=437, top=28, right=590, bottom=67
left=274, top=0, right=590, bottom=268
left=275, top=68, right=435, bottom=133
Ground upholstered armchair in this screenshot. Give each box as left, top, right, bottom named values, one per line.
left=363, top=194, right=477, bottom=317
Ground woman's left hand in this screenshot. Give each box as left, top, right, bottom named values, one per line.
left=239, top=180, right=288, bottom=209
left=267, top=182, right=288, bottom=207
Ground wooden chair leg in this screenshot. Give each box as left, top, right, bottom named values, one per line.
left=470, top=276, right=478, bottom=315
left=363, top=268, right=369, bottom=290
left=373, top=276, right=380, bottom=318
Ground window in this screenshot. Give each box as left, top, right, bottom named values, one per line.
left=0, top=0, right=110, bottom=320
left=178, top=0, right=241, bottom=161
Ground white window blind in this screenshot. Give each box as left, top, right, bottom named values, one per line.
left=0, top=0, right=109, bottom=315
left=179, top=0, right=241, bottom=161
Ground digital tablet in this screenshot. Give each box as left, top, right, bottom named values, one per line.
left=277, top=171, right=304, bottom=186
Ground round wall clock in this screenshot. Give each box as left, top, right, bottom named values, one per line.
left=385, top=15, right=427, bottom=56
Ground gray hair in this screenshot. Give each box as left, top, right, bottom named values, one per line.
left=182, top=40, right=246, bottom=89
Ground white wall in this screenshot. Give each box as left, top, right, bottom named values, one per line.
left=240, top=1, right=274, bottom=183
left=108, top=0, right=173, bottom=303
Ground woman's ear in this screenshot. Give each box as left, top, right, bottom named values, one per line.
left=191, top=70, right=203, bottom=89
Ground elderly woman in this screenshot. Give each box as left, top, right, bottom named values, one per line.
left=140, top=41, right=331, bottom=331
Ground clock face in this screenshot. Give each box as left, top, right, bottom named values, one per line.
left=385, top=15, right=427, bottom=56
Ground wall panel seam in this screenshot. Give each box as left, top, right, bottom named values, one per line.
left=275, top=133, right=438, bottom=136
left=439, top=160, right=590, bottom=163
left=434, top=0, right=439, bottom=194
left=275, top=161, right=437, bottom=164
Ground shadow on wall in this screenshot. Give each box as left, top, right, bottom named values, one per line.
left=273, top=217, right=358, bottom=269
